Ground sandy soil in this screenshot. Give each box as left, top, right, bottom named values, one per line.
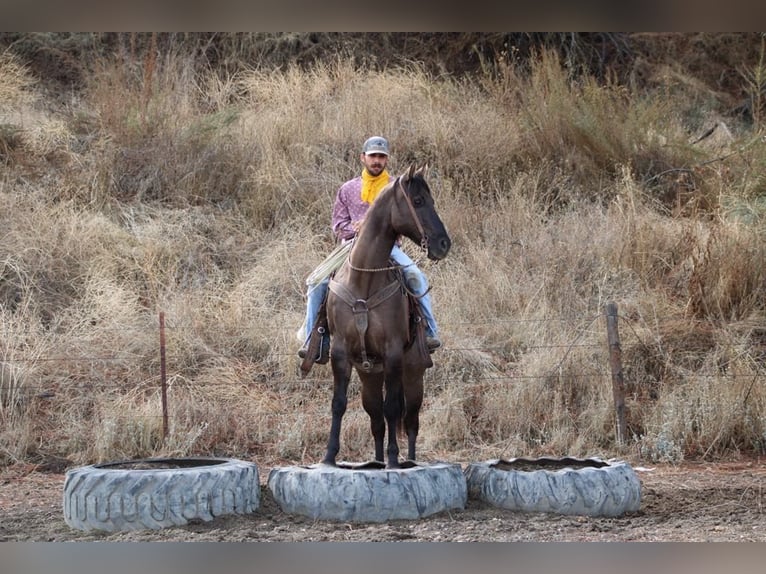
left=1, top=458, right=764, bottom=542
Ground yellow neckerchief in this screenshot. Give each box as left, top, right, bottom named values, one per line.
left=360, top=168, right=390, bottom=204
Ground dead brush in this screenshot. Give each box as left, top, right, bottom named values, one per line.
left=687, top=223, right=766, bottom=321
left=3, top=36, right=766, bottom=467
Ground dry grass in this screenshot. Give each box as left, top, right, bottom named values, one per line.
left=1, top=35, right=765, bottom=469
left=1, top=49, right=72, bottom=162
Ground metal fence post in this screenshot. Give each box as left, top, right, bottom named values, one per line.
left=605, top=302, right=627, bottom=445
left=159, top=311, right=168, bottom=440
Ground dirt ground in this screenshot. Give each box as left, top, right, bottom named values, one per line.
left=1, top=458, right=764, bottom=542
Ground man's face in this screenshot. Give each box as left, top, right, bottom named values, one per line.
left=361, top=152, right=388, bottom=176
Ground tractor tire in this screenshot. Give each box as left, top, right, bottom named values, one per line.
left=63, top=457, right=260, bottom=531
left=268, top=460, right=466, bottom=522
left=464, top=457, right=641, bottom=517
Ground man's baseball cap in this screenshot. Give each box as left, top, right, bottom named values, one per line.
left=362, top=136, right=389, bottom=156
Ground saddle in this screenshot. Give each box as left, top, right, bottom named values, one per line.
left=299, top=266, right=433, bottom=377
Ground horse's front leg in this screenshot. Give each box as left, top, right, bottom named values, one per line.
left=360, top=372, right=385, bottom=462
left=382, top=353, right=405, bottom=469
left=322, top=345, right=352, bottom=466
left=402, top=370, right=424, bottom=462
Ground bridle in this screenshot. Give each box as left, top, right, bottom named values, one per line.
left=347, top=175, right=429, bottom=274
left=395, top=175, right=430, bottom=253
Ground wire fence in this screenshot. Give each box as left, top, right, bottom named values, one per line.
left=2, top=302, right=764, bottom=446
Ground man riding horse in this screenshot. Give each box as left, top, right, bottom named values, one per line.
left=298, top=136, right=443, bottom=364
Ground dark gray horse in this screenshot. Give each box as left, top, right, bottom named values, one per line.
left=323, top=164, right=451, bottom=469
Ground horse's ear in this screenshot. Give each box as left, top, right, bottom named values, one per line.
left=415, top=163, right=429, bottom=179
left=403, top=163, right=416, bottom=182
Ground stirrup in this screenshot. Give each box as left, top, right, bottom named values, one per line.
left=300, top=327, right=329, bottom=364
left=316, top=334, right=330, bottom=364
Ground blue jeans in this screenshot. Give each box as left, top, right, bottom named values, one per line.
left=302, top=245, right=438, bottom=344
left=303, top=278, right=330, bottom=345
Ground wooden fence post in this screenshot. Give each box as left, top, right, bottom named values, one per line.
left=605, top=302, right=627, bottom=445
left=159, top=311, right=168, bottom=440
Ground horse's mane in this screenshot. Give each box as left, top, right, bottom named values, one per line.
left=355, top=176, right=397, bottom=233
left=371, top=175, right=398, bottom=204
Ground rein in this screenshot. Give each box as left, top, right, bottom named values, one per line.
left=347, top=260, right=403, bottom=273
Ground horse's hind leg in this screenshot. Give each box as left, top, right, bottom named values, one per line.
left=322, top=347, right=352, bottom=466
left=360, top=372, right=385, bottom=462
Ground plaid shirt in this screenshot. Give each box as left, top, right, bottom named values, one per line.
left=331, top=173, right=394, bottom=243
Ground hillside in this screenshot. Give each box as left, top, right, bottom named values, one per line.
left=0, top=32, right=765, bottom=470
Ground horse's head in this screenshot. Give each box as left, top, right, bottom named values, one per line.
left=394, top=164, right=452, bottom=261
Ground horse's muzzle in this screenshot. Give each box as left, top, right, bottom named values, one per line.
left=427, top=235, right=451, bottom=260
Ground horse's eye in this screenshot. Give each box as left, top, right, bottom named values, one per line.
left=413, top=197, right=424, bottom=207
